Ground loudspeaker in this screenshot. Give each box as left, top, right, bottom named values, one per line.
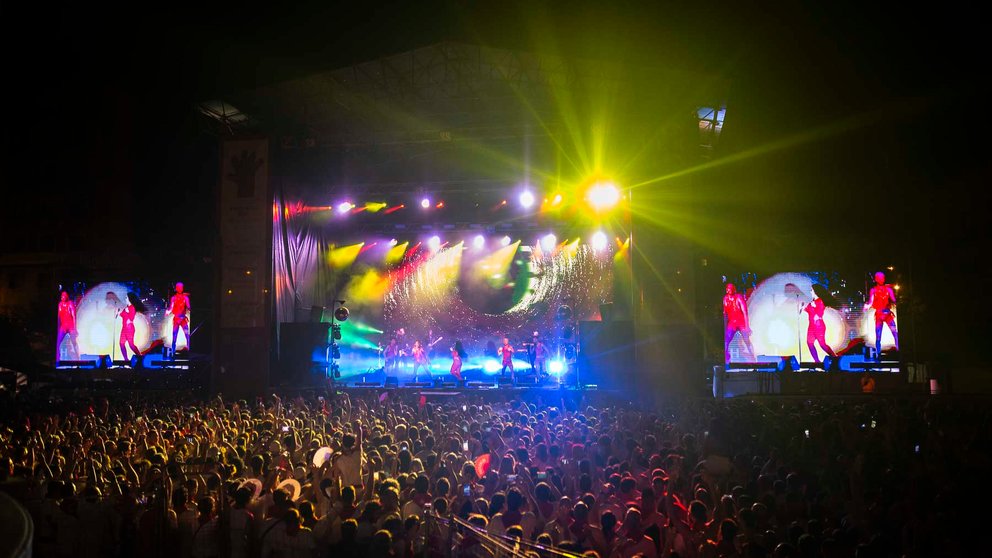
left=577, top=320, right=634, bottom=389
left=278, top=322, right=330, bottom=386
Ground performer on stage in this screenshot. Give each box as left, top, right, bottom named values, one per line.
left=118, top=292, right=144, bottom=360
left=864, top=271, right=899, bottom=358
left=533, top=336, right=549, bottom=378
left=411, top=340, right=431, bottom=381
left=723, top=283, right=755, bottom=362
left=165, top=282, right=191, bottom=355
left=450, top=340, right=467, bottom=381
left=56, top=291, right=78, bottom=363
left=805, top=285, right=835, bottom=363
left=498, top=337, right=515, bottom=380
left=384, top=337, right=400, bottom=375
left=524, top=332, right=538, bottom=369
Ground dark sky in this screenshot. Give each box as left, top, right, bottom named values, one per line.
left=4, top=1, right=989, bottom=365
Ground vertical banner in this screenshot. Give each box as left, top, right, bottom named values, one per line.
left=216, top=138, right=271, bottom=395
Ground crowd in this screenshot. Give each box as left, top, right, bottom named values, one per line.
left=0, top=386, right=980, bottom=558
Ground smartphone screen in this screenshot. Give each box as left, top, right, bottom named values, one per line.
left=537, top=472, right=547, bottom=480
left=282, top=426, right=289, bottom=432
left=463, top=484, right=471, bottom=496
left=462, top=441, right=469, bottom=452
left=507, top=474, right=517, bottom=483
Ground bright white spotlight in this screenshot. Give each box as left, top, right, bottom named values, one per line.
left=500, top=236, right=511, bottom=246
left=473, top=234, right=485, bottom=249
left=420, top=198, right=431, bottom=209
left=427, top=235, right=441, bottom=251
left=591, top=231, right=608, bottom=251
left=586, top=181, right=621, bottom=211
left=483, top=359, right=501, bottom=374
left=388, top=238, right=398, bottom=246
left=337, top=201, right=354, bottom=214
left=548, top=360, right=565, bottom=375
left=519, top=190, right=535, bottom=208
left=540, top=233, right=557, bottom=252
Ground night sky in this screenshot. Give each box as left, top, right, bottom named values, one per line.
left=4, top=2, right=988, bottom=370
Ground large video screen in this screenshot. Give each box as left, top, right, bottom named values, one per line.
left=56, top=281, right=191, bottom=365
left=722, top=271, right=900, bottom=364
left=283, top=235, right=617, bottom=378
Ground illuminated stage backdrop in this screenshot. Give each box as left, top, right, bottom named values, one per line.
left=56, top=282, right=189, bottom=364
left=274, top=202, right=616, bottom=378
left=724, top=271, right=898, bottom=363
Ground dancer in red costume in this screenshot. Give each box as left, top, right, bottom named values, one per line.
left=722, top=283, right=755, bottom=362
left=450, top=340, right=467, bottom=381
left=804, top=285, right=836, bottom=363
left=56, top=291, right=78, bottom=362
left=498, top=337, right=515, bottom=380
left=118, top=292, right=143, bottom=360
left=864, top=271, right=899, bottom=358
left=411, top=340, right=431, bottom=381
left=165, top=282, right=191, bottom=355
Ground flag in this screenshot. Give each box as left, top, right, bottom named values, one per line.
left=474, top=453, right=491, bottom=478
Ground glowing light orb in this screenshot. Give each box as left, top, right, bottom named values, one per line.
left=540, top=233, right=557, bottom=252
left=473, top=234, right=485, bottom=249
left=388, top=238, right=398, bottom=246
left=483, top=359, right=501, bottom=373
left=591, top=231, right=608, bottom=251
left=420, top=198, right=431, bottom=209
left=552, top=193, right=563, bottom=205
left=336, top=201, right=354, bottom=214
left=519, top=191, right=535, bottom=208
left=586, top=181, right=621, bottom=211
left=500, top=236, right=511, bottom=246
left=427, top=235, right=441, bottom=251
left=548, top=360, right=565, bottom=374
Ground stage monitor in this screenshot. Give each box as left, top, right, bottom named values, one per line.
left=720, top=271, right=901, bottom=366
left=55, top=281, right=192, bottom=366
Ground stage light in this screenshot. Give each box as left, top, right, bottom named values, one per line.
left=552, top=193, right=562, bottom=205
left=420, top=198, right=431, bottom=209
left=483, top=359, right=501, bottom=373
left=540, top=233, right=557, bottom=252
left=473, top=234, right=485, bottom=249
left=591, top=231, right=608, bottom=251
left=519, top=190, right=535, bottom=208
left=389, top=238, right=398, bottom=246
left=337, top=201, right=354, bottom=214
left=436, top=201, right=445, bottom=208
left=500, top=236, right=511, bottom=246
left=384, top=204, right=405, bottom=214
left=428, top=235, right=441, bottom=251
left=586, top=181, right=621, bottom=211
left=548, top=360, right=565, bottom=375
left=365, top=202, right=387, bottom=212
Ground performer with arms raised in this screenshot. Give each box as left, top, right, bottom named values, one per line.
left=56, top=291, right=78, bottom=363
left=864, top=271, right=899, bottom=358
left=723, top=283, right=755, bottom=362
left=165, top=281, right=191, bottom=355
